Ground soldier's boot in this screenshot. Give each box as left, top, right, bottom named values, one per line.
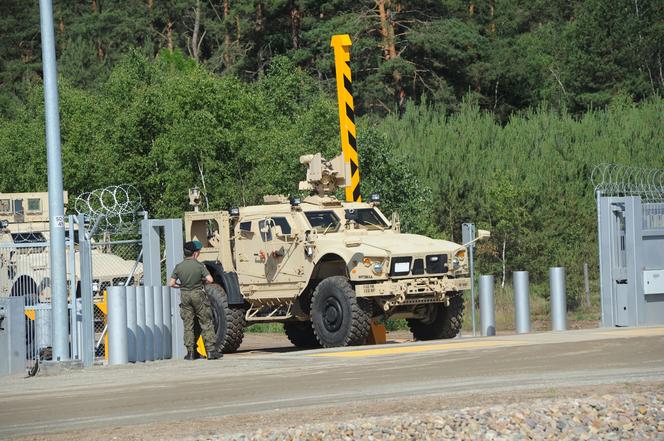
left=207, top=350, right=223, bottom=360
left=184, top=349, right=196, bottom=360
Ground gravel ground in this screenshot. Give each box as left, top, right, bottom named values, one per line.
left=215, top=391, right=664, bottom=441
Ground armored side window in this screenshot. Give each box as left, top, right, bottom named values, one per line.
left=13, top=199, right=23, bottom=214
left=304, top=211, right=340, bottom=233
left=239, top=221, right=252, bottom=232
left=27, top=198, right=41, bottom=212
left=271, top=217, right=292, bottom=235
left=258, top=220, right=272, bottom=242
left=0, top=199, right=10, bottom=214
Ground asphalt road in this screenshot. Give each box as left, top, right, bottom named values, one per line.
left=1, top=327, right=663, bottom=439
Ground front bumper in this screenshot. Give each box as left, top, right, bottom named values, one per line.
left=355, top=276, right=470, bottom=312
left=355, top=276, right=470, bottom=298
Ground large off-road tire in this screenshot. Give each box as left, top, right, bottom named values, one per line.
left=407, top=294, right=464, bottom=340
left=205, top=283, right=246, bottom=353
left=310, top=276, right=372, bottom=348
left=284, top=321, right=321, bottom=348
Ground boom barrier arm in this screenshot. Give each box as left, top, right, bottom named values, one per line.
left=331, top=34, right=361, bottom=202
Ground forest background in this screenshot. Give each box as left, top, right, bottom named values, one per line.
left=0, top=0, right=663, bottom=308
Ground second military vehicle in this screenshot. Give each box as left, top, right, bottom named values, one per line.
left=185, top=153, right=488, bottom=351
left=0, top=192, right=142, bottom=303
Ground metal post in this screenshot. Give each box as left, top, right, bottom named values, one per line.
left=164, top=220, right=185, bottom=359
left=35, top=304, right=52, bottom=350
left=513, top=271, right=531, bottom=334
left=550, top=267, right=567, bottom=331
left=479, top=275, right=496, bottom=336
left=171, top=288, right=184, bottom=359
left=68, top=216, right=78, bottom=359
left=78, top=216, right=95, bottom=367
left=162, top=286, right=172, bottom=359
left=583, top=262, right=591, bottom=308
left=469, top=246, right=476, bottom=336
left=107, top=287, right=128, bottom=365
left=596, top=189, right=606, bottom=324
left=39, top=0, right=68, bottom=362
left=135, top=286, right=146, bottom=362
left=153, top=286, right=163, bottom=360
left=462, top=223, right=477, bottom=337
left=126, top=286, right=137, bottom=363
left=144, top=285, right=155, bottom=361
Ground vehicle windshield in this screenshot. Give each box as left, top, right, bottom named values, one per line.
left=344, top=208, right=389, bottom=230
left=304, top=211, right=340, bottom=233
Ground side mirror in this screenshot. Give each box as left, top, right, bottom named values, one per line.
left=461, top=229, right=491, bottom=249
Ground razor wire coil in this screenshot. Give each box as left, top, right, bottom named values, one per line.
left=73, top=185, right=143, bottom=234
left=592, top=163, right=664, bottom=202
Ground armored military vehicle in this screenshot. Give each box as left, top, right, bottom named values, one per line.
left=185, top=153, right=488, bottom=351
left=0, top=192, right=142, bottom=303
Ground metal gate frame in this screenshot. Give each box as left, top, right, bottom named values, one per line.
left=597, top=195, right=664, bottom=327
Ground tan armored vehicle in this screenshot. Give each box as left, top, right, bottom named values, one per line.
left=0, top=192, right=142, bottom=303
left=185, top=154, right=487, bottom=351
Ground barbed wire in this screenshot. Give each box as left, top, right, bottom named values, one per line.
left=73, top=185, right=144, bottom=234
left=592, top=164, right=664, bottom=202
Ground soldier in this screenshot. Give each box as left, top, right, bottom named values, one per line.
left=169, top=240, right=223, bottom=360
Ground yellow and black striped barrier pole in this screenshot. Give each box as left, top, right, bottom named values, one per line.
left=331, top=34, right=361, bottom=202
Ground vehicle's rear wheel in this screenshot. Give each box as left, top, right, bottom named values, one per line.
left=284, top=321, right=320, bottom=348
left=310, top=276, right=372, bottom=348
left=205, top=283, right=246, bottom=353
left=407, top=294, right=464, bottom=340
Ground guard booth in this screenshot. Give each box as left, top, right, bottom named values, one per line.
left=596, top=170, right=664, bottom=327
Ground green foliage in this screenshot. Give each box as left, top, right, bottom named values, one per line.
left=0, top=53, right=431, bottom=236
left=2, top=1, right=662, bottom=117
left=379, top=98, right=664, bottom=300
left=1, top=2, right=663, bottom=313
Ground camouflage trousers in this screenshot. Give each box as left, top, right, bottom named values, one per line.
left=179, top=289, right=216, bottom=352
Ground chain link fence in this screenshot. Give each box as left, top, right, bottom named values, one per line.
left=0, top=240, right=75, bottom=373
left=89, top=239, right=143, bottom=361
left=0, top=233, right=143, bottom=371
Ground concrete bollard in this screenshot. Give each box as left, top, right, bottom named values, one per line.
left=162, top=286, right=172, bottom=359
left=550, top=267, right=567, bottom=331
left=144, top=285, right=155, bottom=361
left=479, top=275, right=496, bottom=336
left=513, top=271, right=531, bottom=334
left=125, top=286, right=137, bottom=362
left=135, top=286, right=146, bottom=362
left=153, top=286, right=163, bottom=360
left=35, top=304, right=52, bottom=350
left=107, top=286, right=128, bottom=365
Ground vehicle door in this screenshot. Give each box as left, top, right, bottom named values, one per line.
left=261, top=215, right=303, bottom=284
left=233, top=217, right=268, bottom=285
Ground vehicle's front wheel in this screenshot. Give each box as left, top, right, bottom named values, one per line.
left=205, top=283, right=246, bottom=353
left=407, top=294, right=464, bottom=340
left=310, top=276, right=372, bottom=348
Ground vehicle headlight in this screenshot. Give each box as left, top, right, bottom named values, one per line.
left=453, top=249, right=467, bottom=270
left=363, top=257, right=384, bottom=274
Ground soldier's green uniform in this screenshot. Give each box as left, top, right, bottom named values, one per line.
left=171, top=258, right=216, bottom=352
